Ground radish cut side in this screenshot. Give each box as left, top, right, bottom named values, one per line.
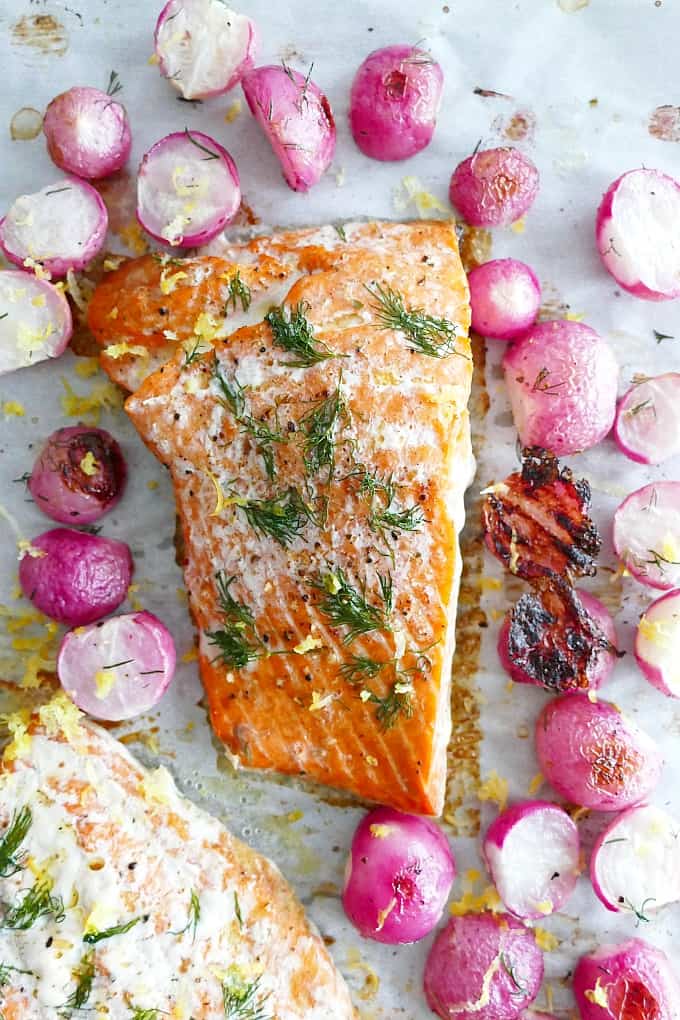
left=0, top=178, right=108, bottom=278
left=613, top=481, right=680, bottom=590
left=614, top=373, right=680, bottom=465
left=596, top=168, right=680, bottom=301
left=483, top=800, right=580, bottom=919
left=0, top=269, right=72, bottom=376
left=635, top=588, right=680, bottom=697
left=137, top=131, right=240, bottom=247
left=590, top=805, right=680, bottom=917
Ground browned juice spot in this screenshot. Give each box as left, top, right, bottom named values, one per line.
left=649, top=105, right=680, bottom=142
left=11, top=15, right=68, bottom=57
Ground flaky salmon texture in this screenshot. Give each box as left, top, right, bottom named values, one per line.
left=90, top=220, right=473, bottom=815
left=0, top=696, right=355, bottom=1018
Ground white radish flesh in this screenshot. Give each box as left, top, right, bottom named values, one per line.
left=613, top=482, right=680, bottom=590
left=596, top=168, right=680, bottom=301
left=590, top=805, right=680, bottom=917
left=635, top=589, right=680, bottom=697
left=483, top=800, right=580, bottom=920
left=155, top=0, right=258, bottom=100
left=43, top=86, right=131, bottom=180
left=0, top=178, right=108, bottom=278
left=57, top=611, right=176, bottom=721
left=137, top=130, right=240, bottom=247
left=0, top=269, right=72, bottom=376
left=613, top=373, right=680, bottom=465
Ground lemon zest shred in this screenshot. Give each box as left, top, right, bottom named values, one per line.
left=2, top=401, right=25, bottom=418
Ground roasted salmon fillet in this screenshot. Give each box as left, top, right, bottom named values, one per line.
left=0, top=694, right=355, bottom=1018
left=111, top=220, right=472, bottom=815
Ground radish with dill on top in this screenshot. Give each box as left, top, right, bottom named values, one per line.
left=613, top=373, right=680, bottom=465
left=0, top=269, right=72, bottom=376
left=43, top=76, right=131, bottom=180
left=613, top=481, right=680, bottom=590
left=449, top=146, right=539, bottom=227
left=635, top=588, right=680, bottom=697
left=468, top=258, right=541, bottom=340
left=573, top=939, right=680, bottom=1020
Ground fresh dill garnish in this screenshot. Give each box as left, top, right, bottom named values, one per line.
left=129, top=1009, right=159, bottom=1020
left=169, top=889, right=200, bottom=942
left=213, top=363, right=285, bottom=480
left=214, top=363, right=247, bottom=418
left=0, top=806, right=31, bottom=878
left=621, top=896, right=656, bottom=927
left=531, top=367, right=566, bottom=394
left=654, top=329, right=675, bottom=343
left=233, top=891, right=243, bottom=928
left=0, top=961, right=33, bottom=986
left=83, top=916, right=141, bottom=944
left=224, top=271, right=252, bottom=314
left=102, top=658, right=135, bottom=670
left=222, top=972, right=271, bottom=1020
left=0, top=313, right=8, bottom=321
left=182, top=339, right=205, bottom=368
left=333, top=223, right=347, bottom=242
left=378, top=571, right=394, bottom=614
left=365, top=680, right=415, bottom=729
left=339, top=654, right=387, bottom=684
left=300, top=384, right=345, bottom=478
left=206, top=572, right=264, bottom=670
left=357, top=470, right=424, bottom=538
left=500, top=953, right=527, bottom=996
left=366, top=283, right=461, bottom=358
left=45, top=187, right=72, bottom=196
left=59, top=950, right=95, bottom=1016
left=627, top=398, right=655, bottom=417
left=373, top=502, right=424, bottom=534
left=184, top=127, right=220, bottom=160
left=310, top=568, right=392, bottom=643
left=106, top=70, right=123, bottom=96
left=151, top=253, right=186, bottom=268
left=643, top=548, right=680, bottom=574
left=239, top=488, right=313, bottom=547
left=2, top=878, right=65, bottom=930
left=265, top=302, right=337, bottom=367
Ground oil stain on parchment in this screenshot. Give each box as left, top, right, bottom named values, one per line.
left=649, top=105, right=680, bottom=142
left=11, top=15, right=68, bottom=58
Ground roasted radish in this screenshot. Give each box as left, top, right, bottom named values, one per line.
left=498, top=581, right=618, bottom=693
left=0, top=269, right=72, bottom=375
left=590, top=805, right=680, bottom=918
left=573, top=938, right=680, bottom=1019
left=342, top=807, right=455, bottom=944
left=535, top=694, right=663, bottom=812
left=596, top=168, right=680, bottom=301
left=349, top=45, right=444, bottom=161
left=449, top=146, right=539, bottom=227
left=242, top=65, right=336, bottom=192
left=137, top=130, right=240, bottom=247
left=57, top=610, right=176, bottom=721
left=43, top=85, right=132, bottom=179
left=154, top=0, right=258, bottom=100
left=483, top=801, right=580, bottom=919
left=424, top=912, right=544, bottom=1020
left=613, top=482, right=680, bottom=590
left=468, top=258, right=541, bottom=341
left=0, top=178, right=108, bottom=278
left=635, top=589, right=680, bottom=697
left=503, top=320, right=618, bottom=456
left=614, top=373, right=680, bottom=465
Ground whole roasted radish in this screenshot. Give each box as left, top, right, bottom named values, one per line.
left=43, top=85, right=131, bottom=179
left=449, top=146, right=539, bottom=227
left=573, top=938, right=680, bottom=1019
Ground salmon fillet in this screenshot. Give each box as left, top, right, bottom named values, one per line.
left=0, top=695, right=355, bottom=1018
left=119, top=220, right=472, bottom=815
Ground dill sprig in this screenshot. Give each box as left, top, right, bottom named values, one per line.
left=233, top=891, right=243, bottom=928
left=213, top=364, right=285, bottom=480
left=59, top=950, right=95, bottom=1016
left=2, top=878, right=65, bottom=930
left=366, top=283, right=461, bottom=358
left=222, top=972, right=271, bottom=1020
left=184, top=127, right=220, bottom=160
left=239, top=488, right=313, bottom=547
left=130, top=1009, right=159, bottom=1020
left=622, top=896, right=656, bottom=927
left=532, top=367, right=566, bottom=394
left=224, top=271, right=252, bottom=314
left=0, top=961, right=33, bottom=986
left=643, top=548, right=680, bottom=574
left=333, top=223, right=347, bottom=242
left=500, top=953, right=528, bottom=997
left=169, top=889, right=201, bottom=942
left=0, top=806, right=32, bottom=878
left=265, top=302, right=337, bottom=367
left=300, top=384, right=345, bottom=478
left=339, top=653, right=387, bottom=684
left=106, top=70, right=123, bottom=96
left=311, top=569, right=392, bottom=643
left=357, top=470, right=424, bottom=538
left=182, top=339, right=206, bottom=368
left=83, top=916, right=141, bottom=944
left=206, top=572, right=264, bottom=670
left=654, top=329, right=674, bottom=343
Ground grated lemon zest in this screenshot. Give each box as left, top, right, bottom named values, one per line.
left=393, top=175, right=449, bottom=218
left=369, top=824, right=394, bottom=839
left=79, top=451, right=99, bottom=476
left=160, top=269, right=189, bottom=295
left=38, top=692, right=84, bottom=744
left=309, top=691, right=334, bottom=712
left=61, top=378, right=124, bottom=425
left=528, top=772, right=544, bottom=795
left=75, top=358, right=100, bottom=379
left=140, top=766, right=176, bottom=805
left=293, top=634, right=323, bottom=654
left=1, top=708, right=32, bottom=760
left=533, top=926, right=560, bottom=951
left=510, top=217, right=526, bottom=234
left=2, top=401, right=25, bottom=418
left=585, top=978, right=609, bottom=1008
left=225, top=99, right=242, bottom=123
left=94, top=670, right=117, bottom=699
left=103, top=342, right=149, bottom=360
left=478, top=770, right=509, bottom=810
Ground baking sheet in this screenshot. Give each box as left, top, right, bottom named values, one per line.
left=1, top=0, right=680, bottom=1015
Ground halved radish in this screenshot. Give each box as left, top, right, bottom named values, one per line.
left=57, top=611, right=176, bottom=721
left=154, top=0, right=258, bottom=100
left=0, top=269, right=72, bottom=375
left=613, top=482, right=680, bottom=590
left=43, top=85, right=132, bottom=179
left=573, top=939, right=680, bottom=1020
left=137, top=130, right=240, bottom=247
left=590, top=805, right=680, bottom=918
left=0, top=178, right=108, bottom=277
left=635, top=589, right=680, bottom=697
left=596, top=168, right=680, bottom=301
left=613, top=373, right=680, bottom=465
left=535, top=694, right=663, bottom=812
left=483, top=801, right=580, bottom=920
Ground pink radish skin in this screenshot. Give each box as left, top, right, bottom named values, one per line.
left=614, top=374, right=680, bottom=465
left=18, top=528, right=132, bottom=627
left=573, top=938, right=680, bottom=1020
left=596, top=168, right=680, bottom=301
left=483, top=800, right=580, bottom=920
left=29, top=425, right=126, bottom=526
left=424, top=912, right=544, bottom=1020
left=137, top=131, right=240, bottom=247
left=503, top=320, right=618, bottom=456
left=468, top=258, right=541, bottom=341
left=242, top=65, right=336, bottom=192
left=349, top=45, right=444, bottom=161
left=43, top=86, right=131, bottom=180
left=535, top=694, right=663, bottom=813
left=449, top=146, right=539, bottom=227
left=342, top=807, right=455, bottom=944
left=635, top=589, right=680, bottom=697
left=522, top=1014, right=558, bottom=1019
left=498, top=589, right=618, bottom=691
left=0, top=269, right=72, bottom=376
left=613, top=482, right=680, bottom=591
left=154, top=0, right=258, bottom=100
left=57, top=611, right=176, bottom=721
left=590, top=805, right=680, bottom=917
left=0, top=178, right=108, bottom=278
